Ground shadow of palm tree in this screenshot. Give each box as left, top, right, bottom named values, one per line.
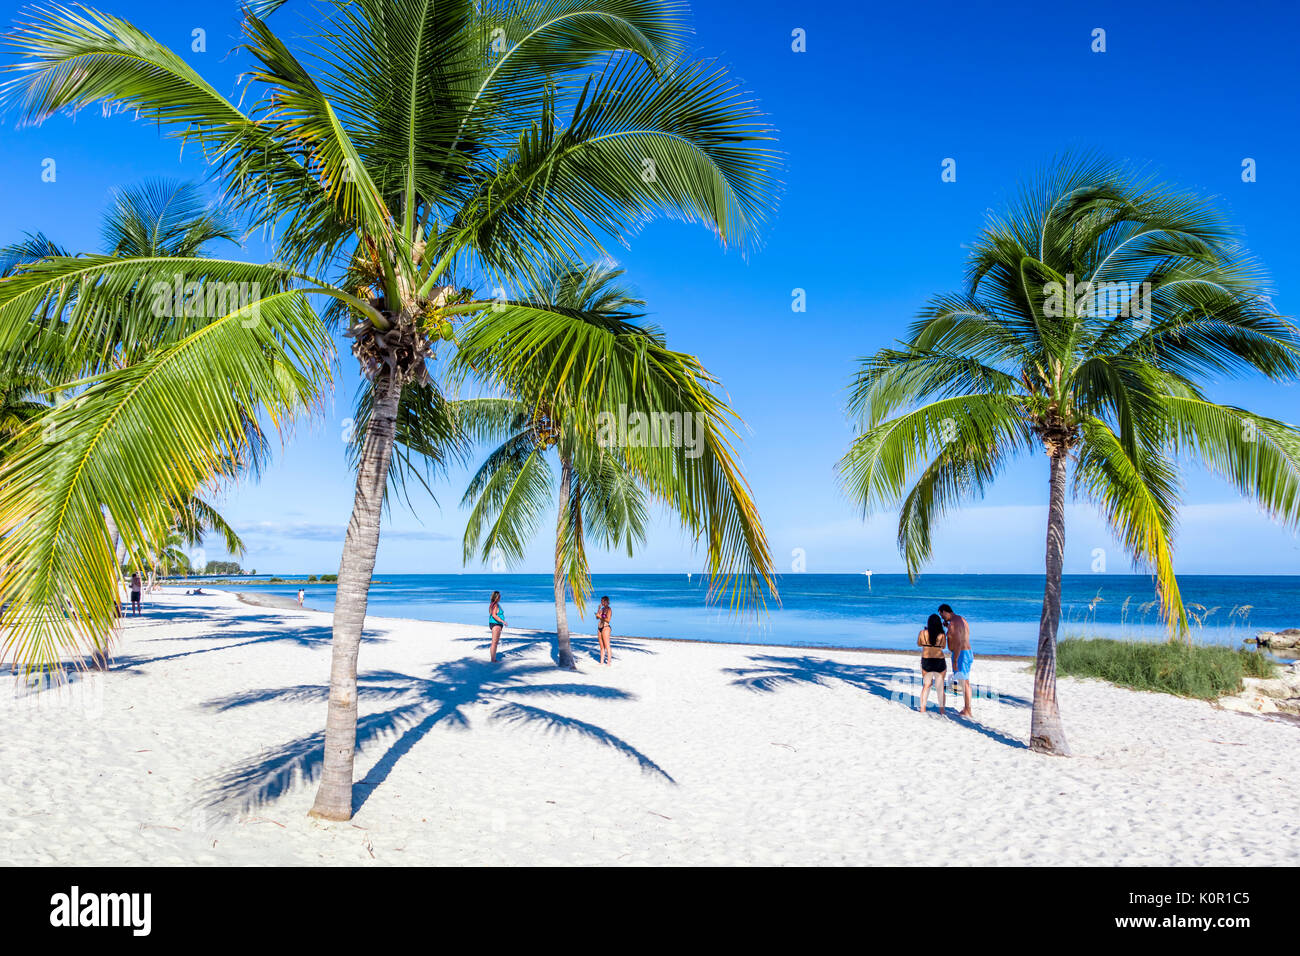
left=197, top=656, right=674, bottom=817
left=454, top=629, right=654, bottom=666
left=104, top=618, right=394, bottom=673
left=108, top=626, right=337, bottom=673
left=725, top=654, right=1029, bottom=750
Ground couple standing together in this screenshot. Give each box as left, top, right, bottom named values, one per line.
left=487, top=591, right=615, bottom=665
left=917, top=603, right=974, bottom=717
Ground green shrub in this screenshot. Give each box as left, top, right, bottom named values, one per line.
left=268, top=576, right=284, bottom=583
left=1056, top=637, right=1278, bottom=700
left=320, top=574, right=338, bottom=582
left=307, top=574, right=318, bottom=582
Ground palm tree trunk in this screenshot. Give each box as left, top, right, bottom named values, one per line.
left=1030, top=449, right=1071, bottom=755
left=309, top=372, right=402, bottom=821
left=97, top=507, right=125, bottom=670
left=103, top=507, right=126, bottom=597
left=554, top=457, right=576, bottom=670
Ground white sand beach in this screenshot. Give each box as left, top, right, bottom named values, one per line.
left=4, top=589, right=1297, bottom=866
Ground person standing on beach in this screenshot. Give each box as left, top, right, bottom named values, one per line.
left=596, top=596, right=613, bottom=666
left=129, top=571, right=143, bottom=617
left=940, top=603, right=974, bottom=717
left=488, top=591, right=506, bottom=663
left=916, top=613, right=947, bottom=714
left=297, top=588, right=305, bottom=608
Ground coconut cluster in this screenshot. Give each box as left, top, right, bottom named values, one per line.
left=346, top=314, right=435, bottom=386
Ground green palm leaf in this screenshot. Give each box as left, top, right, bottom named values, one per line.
left=0, top=289, right=329, bottom=671
left=453, top=263, right=774, bottom=607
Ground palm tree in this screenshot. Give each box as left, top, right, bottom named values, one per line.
left=0, top=179, right=237, bottom=449
left=837, top=155, right=1300, bottom=754
left=0, top=180, right=253, bottom=607
left=147, top=530, right=192, bottom=587
left=0, top=0, right=778, bottom=820
left=0, top=178, right=240, bottom=376
left=456, top=263, right=772, bottom=668
left=134, top=497, right=247, bottom=590
left=0, top=371, right=48, bottom=451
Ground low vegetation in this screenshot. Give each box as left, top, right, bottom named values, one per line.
left=171, top=573, right=342, bottom=586
left=1056, top=637, right=1278, bottom=700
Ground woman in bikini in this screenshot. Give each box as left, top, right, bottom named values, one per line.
left=916, top=612, right=947, bottom=715
left=596, top=596, right=613, bottom=666
left=487, top=591, right=506, bottom=663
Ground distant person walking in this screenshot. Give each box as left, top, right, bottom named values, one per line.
left=487, top=591, right=506, bottom=663
left=297, top=588, right=305, bottom=608
left=596, top=596, right=613, bottom=666
left=940, top=603, right=974, bottom=717
left=129, top=572, right=143, bottom=617
left=916, top=613, right=947, bottom=714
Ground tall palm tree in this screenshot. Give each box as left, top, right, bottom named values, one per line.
left=837, top=155, right=1300, bottom=755
left=0, top=0, right=778, bottom=820
left=456, top=264, right=772, bottom=669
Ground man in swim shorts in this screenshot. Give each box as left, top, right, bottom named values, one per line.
left=939, top=603, right=974, bottom=717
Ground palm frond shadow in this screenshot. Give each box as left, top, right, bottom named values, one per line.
left=22, top=606, right=382, bottom=675
left=70, top=603, right=247, bottom=639
left=724, top=654, right=1030, bottom=750
left=122, top=604, right=232, bottom=625
left=105, top=624, right=358, bottom=673
left=453, top=628, right=655, bottom=666
left=196, top=657, right=674, bottom=817
left=100, top=609, right=393, bottom=671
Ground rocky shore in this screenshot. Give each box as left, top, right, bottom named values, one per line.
left=1246, top=628, right=1300, bottom=652
left=1220, top=632, right=1300, bottom=715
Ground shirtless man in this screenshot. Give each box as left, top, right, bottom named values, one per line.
left=939, top=603, right=974, bottom=717
left=129, top=571, right=143, bottom=617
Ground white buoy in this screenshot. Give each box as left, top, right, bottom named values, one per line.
left=864, top=569, right=872, bottom=590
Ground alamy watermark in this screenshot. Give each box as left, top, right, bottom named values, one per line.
left=595, top=405, right=705, bottom=459
left=49, top=886, right=151, bottom=936
left=1043, top=274, right=1153, bottom=327
left=9, top=670, right=105, bottom=719
left=149, top=274, right=263, bottom=324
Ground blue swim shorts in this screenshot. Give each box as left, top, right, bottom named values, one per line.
left=953, top=650, right=974, bottom=681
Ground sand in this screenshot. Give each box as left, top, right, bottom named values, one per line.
left=3, top=588, right=1297, bottom=866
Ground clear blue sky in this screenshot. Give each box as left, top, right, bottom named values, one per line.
left=2, top=0, right=1298, bottom=575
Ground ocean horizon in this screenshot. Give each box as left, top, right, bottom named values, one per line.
left=194, top=572, right=1297, bottom=656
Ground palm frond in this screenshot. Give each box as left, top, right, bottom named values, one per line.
left=0, top=288, right=330, bottom=671
left=1074, top=416, right=1186, bottom=634
left=461, top=440, right=554, bottom=565
left=453, top=281, right=774, bottom=608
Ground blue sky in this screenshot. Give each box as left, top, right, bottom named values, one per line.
left=2, top=0, right=1298, bottom=575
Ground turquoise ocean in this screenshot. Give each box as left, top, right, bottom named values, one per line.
left=209, top=573, right=1295, bottom=657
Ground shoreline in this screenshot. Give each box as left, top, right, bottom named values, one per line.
left=231, top=589, right=1037, bottom=662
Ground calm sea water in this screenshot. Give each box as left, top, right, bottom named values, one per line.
left=203, top=573, right=1295, bottom=656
